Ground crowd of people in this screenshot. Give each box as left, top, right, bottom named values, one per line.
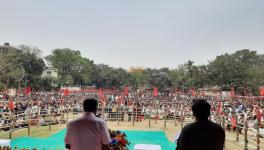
left=0, top=90, right=263, bottom=136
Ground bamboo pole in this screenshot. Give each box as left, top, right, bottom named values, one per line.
left=27, top=112, right=31, bottom=136
left=164, top=110, right=167, bottom=129
left=174, top=107, right=177, bottom=126
left=9, top=111, right=13, bottom=139
left=180, top=110, right=183, bottom=129
left=148, top=107, right=151, bottom=127
left=222, top=116, right=226, bottom=131
left=117, top=105, right=119, bottom=126
left=257, top=119, right=260, bottom=150
left=136, top=104, right=138, bottom=123
left=132, top=106, right=135, bottom=126
left=244, top=120, right=248, bottom=150
left=48, top=107, right=51, bottom=131
left=235, top=114, right=239, bottom=141
left=66, top=108, right=69, bottom=126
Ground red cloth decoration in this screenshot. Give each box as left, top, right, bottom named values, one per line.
left=98, top=88, right=103, bottom=98
left=259, top=87, right=264, bottom=96
left=190, top=88, right=196, bottom=96
left=24, top=86, right=31, bottom=95
left=153, top=87, right=158, bottom=97
left=217, top=102, right=223, bottom=115
left=231, top=117, right=237, bottom=129
left=257, top=108, right=262, bottom=122
left=63, top=89, right=70, bottom=96
left=124, top=87, right=129, bottom=96
left=230, top=86, right=235, bottom=97
left=8, top=99, right=14, bottom=110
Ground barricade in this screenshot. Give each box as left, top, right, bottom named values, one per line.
left=0, top=105, right=263, bottom=150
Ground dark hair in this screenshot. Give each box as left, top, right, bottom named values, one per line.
left=192, top=99, right=211, bottom=119
left=83, top=98, right=98, bottom=112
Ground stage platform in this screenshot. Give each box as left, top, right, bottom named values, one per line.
left=11, top=129, right=176, bottom=149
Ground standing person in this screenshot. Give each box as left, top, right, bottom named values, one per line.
left=65, top=98, right=111, bottom=150
left=176, top=99, right=225, bottom=150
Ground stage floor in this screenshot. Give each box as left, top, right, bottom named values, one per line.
left=11, top=129, right=176, bottom=150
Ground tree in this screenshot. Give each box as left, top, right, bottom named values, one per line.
left=46, top=48, right=81, bottom=87
left=207, top=49, right=264, bottom=95
left=129, top=68, right=145, bottom=90
left=17, top=46, right=45, bottom=89
left=71, top=57, right=93, bottom=86
left=0, top=52, right=25, bottom=88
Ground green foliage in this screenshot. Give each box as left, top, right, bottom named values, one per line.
left=207, top=49, right=264, bottom=95
left=46, top=48, right=93, bottom=87
left=1, top=44, right=264, bottom=96
left=91, top=64, right=130, bottom=89
left=0, top=82, right=5, bottom=91
left=0, top=53, right=25, bottom=88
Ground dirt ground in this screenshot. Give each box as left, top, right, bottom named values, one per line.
left=106, top=119, right=264, bottom=150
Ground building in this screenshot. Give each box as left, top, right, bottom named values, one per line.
left=128, top=66, right=145, bottom=72
left=0, top=43, right=20, bottom=56
left=41, top=67, right=58, bottom=79
left=198, top=86, right=222, bottom=97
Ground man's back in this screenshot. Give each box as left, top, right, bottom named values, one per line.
left=176, top=120, right=225, bottom=150
left=65, top=113, right=111, bottom=150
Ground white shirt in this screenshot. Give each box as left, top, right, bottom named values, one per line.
left=65, top=113, right=111, bottom=150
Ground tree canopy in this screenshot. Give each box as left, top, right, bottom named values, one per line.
left=1, top=46, right=264, bottom=96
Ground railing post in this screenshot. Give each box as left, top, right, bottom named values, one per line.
left=102, top=103, right=105, bottom=120
left=174, top=113, right=177, bottom=126
left=28, top=112, right=31, bottom=136
left=136, top=104, right=138, bottom=123
left=49, top=113, right=52, bottom=131
left=236, top=114, right=239, bottom=141
left=180, top=110, right=183, bottom=129
left=66, top=109, right=69, bottom=126
left=222, top=116, right=226, bottom=131
left=148, top=108, right=151, bottom=127
left=9, top=111, right=13, bottom=139
left=117, top=106, right=119, bottom=125
left=164, top=110, right=167, bottom=129
left=257, top=119, right=260, bottom=150
left=244, top=120, right=248, bottom=150
left=132, top=107, right=135, bottom=126
left=155, top=104, right=158, bottom=124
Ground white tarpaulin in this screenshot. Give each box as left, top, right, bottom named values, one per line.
left=0, top=139, right=10, bottom=146
left=134, top=144, right=161, bottom=150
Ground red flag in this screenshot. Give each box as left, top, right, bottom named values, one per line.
left=257, top=108, right=262, bottom=122
left=230, top=86, right=235, bottom=97
left=98, top=88, right=103, bottom=98
left=63, top=89, right=70, bottom=96
left=17, top=83, right=21, bottom=95
left=176, top=87, right=180, bottom=93
left=259, top=87, right=264, bottom=96
left=231, top=117, right=237, bottom=129
left=153, top=87, right=158, bottom=97
left=217, top=102, right=223, bottom=115
left=124, top=87, right=129, bottom=96
left=24, top=86, right=31, bottom=95
left=8, top=99, right=15, bottom=110
left=190, top=88, right=196, bottom=96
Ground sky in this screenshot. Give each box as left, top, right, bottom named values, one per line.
left=1, top=0, right=264, bottom=69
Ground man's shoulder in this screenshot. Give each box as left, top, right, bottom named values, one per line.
left=208, top=121, right=225, bottom=133
left=181, top=122, right=196, bottom=132
left=69, top=115, right=105, bottom=124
